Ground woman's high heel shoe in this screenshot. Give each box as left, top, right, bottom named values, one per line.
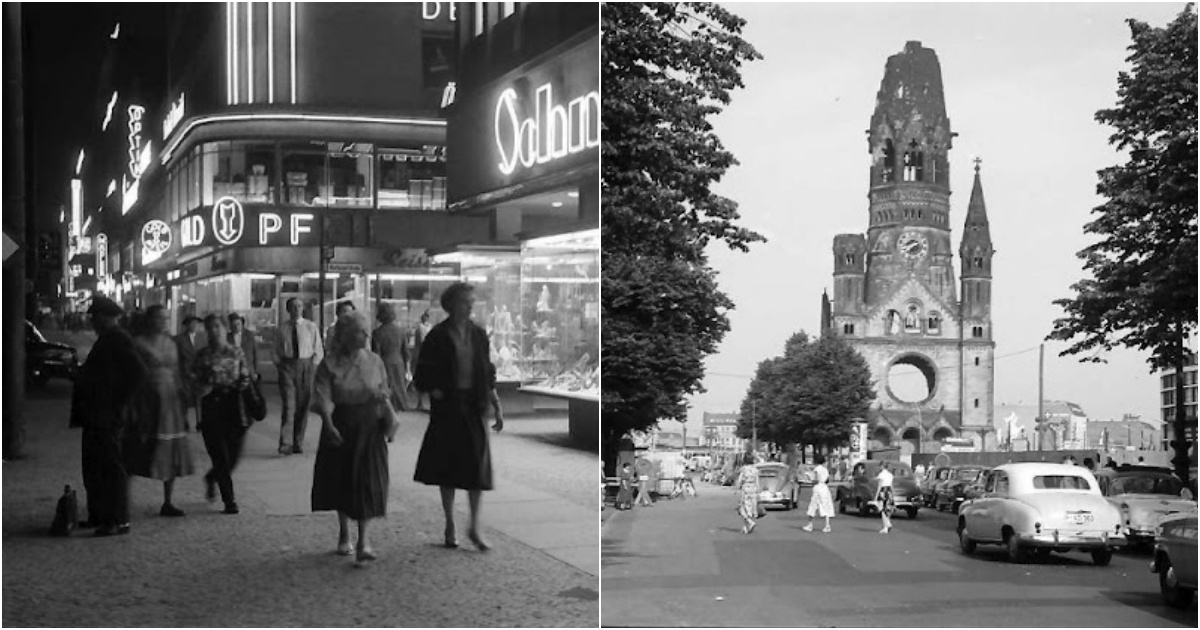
left=467, top=530, right=491, bottom=552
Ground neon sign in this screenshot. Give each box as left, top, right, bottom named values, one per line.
left=102, top=91, right=118, bottom=131
left=212, top=196, right=245, bottom=245
left=96, top=234, right=108, bottom=278
left=128, top=105, right=146, bottom=178
left=178, top=205, right=316, bottom=250
left=259, top=212, right=313, bottom=245
left=162, top=93, right=186, bottom=140
left=422, top=2, right=456, bottom=21
left=141, top=220, right=172, bottom=265
left=494, top=83, right=599, bottom=176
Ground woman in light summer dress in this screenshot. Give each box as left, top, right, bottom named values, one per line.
left=802, top=453, right=834, bottom=533
left=734, top=453, right=760, bottom=534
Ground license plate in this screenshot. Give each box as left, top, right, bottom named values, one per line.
left=1067, top=512, right=1094, bottom=525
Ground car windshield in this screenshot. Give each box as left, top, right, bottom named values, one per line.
left=1110, top=474, right=1183, bottom=496
left=756, top=468, right=779, bottom=478
left=1032, top=475, right=1092, bottom=490
left=957, top=469, right=983, bottom=482
left=26, top=322, right=46, bottom=344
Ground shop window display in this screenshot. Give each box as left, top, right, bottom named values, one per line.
left=377, top=146, right=447, bottom=210
left=455, top=252, right=523, bottom=382
left=325, top=143, right=373, bottom=207
left=518, top=231, right=599, bottom=398
left=282, top=143, right=330, bottom=207
left=202, top=141, right=277, bottom=205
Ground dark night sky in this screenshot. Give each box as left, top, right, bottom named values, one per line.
left=23, top=3, right=115, bottom=233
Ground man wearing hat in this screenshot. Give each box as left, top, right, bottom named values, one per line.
left=175, top=315, right=204, bottom=421
left=70, top=295, right=148, bottom=536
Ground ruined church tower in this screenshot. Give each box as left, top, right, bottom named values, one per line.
left=828, top=41, right=996, bottom=456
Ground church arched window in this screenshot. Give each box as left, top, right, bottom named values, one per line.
left=927, top=311, right=941, bottom=334
left=903, top=140, right=924, bottom=182
left=882, top=139, right=895, bottom=183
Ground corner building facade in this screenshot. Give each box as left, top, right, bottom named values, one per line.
left=826, top=41, right=996, bottom=457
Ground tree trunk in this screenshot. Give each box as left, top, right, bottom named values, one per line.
left=1171, top=321, right=1191, bottom=486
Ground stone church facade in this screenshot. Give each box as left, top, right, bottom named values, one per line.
left=822, top=41, right=996, bottom=457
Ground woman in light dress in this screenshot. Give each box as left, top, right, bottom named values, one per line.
left=311, top=311, right=397, bottom=565
left=734, top=452, right=760, bottom=534
left=131, top=304, right=195, bottom=517
left=802, top=453, right=834, bottom=533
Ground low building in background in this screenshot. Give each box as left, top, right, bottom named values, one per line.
left=1088, top=415, right=1161, bottom=451
left=993, top=401, right=1089, bottom=451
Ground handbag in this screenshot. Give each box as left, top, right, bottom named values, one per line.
left=241, top=377, right=267, bottom=422
left=49, top=485, right=78, bottom=536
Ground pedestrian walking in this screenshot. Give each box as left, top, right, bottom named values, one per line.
left=412, top=310, right=433, bottom=411
left=311, top=311, right=397, bottom=564
left=734, top=453, right=760, bottom=534
left=175, top=315, right=204, bottom=426
left=193, top=315, right=253, bottom=515
left=274, top=297, right=324, bottom=455
left=324, top=300, right=356, bottom=356
left=371, top=303, right=412, bottom=413
left=227, top=312, right=259, bottom=380
left=802, top=453, right=835, bottom=533
left=129, top=304, right=196, bottom=517
left=69, top=296, right=147, bottom=537
left=413, top=282, right=505, bottom=551
left=875, top=460, right=895, bottom=534
left=635, top=458, right=654, bottom=507
left=615, top=462, right=635, bottom=510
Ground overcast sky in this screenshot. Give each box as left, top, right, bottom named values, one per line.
left=680, top=2, right=1189, bottom=440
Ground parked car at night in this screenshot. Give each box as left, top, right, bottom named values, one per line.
left=957, top=463, right=1125, bottom=565
left=1093, top=466, right=1196, bottom=548
left=1151, top=513, right=1197, bottom=609
left=755, top=462, right=799, bottom=510
left=25, top=320, right=79, bottom=387
left=934, top=465, right=988, bottom=513
left=836, top=460, right=921, bottom=519
left=920, top=465, right=954, bottom=507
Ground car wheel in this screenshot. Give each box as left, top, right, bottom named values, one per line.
left=959, top=526, right=976, bottom=554
left=1004, top=532, right=1026, bottom=563
left=1158, top=555, right=1195, bottom=609
left=906, top=506, right=918, bottom=519
left=1091, top=548, right=1113, bottom=566
left=857, top=498, right=869, bottom=517
left=951, top=502, right=960, bottom=515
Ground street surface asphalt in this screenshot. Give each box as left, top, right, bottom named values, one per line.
left=3, top=341, right=599, bottom=628
left=601, top=480, right=1198, bottom=627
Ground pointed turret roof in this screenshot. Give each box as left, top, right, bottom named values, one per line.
left=961, top=158, right=992, bottom=248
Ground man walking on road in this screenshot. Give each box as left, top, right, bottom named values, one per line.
left=70, top=296, right=148, bottom=537
left=175, top=316, right=203, bottom=426
left=274, top=298, right=324, bottom=455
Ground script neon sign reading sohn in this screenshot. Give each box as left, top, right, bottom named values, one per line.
left=494, top=83, right=599, bottom=176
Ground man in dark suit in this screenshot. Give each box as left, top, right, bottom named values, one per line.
left=175, top=316, right=204, bottom=419
left=227, top=312, right=258, bottom=380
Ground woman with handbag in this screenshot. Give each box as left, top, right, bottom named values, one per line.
left=192, top=314, right=252, bottom=515
left=310, top=311, right=396, bottom=565
left=129, top=304, right=196, bottom=517
left=734, top=452, right=760, bottom=534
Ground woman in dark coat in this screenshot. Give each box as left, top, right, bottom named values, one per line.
left=413, top=282, right=504, bottom=551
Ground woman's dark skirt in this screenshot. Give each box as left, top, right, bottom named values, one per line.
left=413, top=390, right=493, bottom=490
left=311, top=402, right=389, bottom=520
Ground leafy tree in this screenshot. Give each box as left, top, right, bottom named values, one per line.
left=739, top=333, right=876, bottom=456
left=1048, top=5, right=1197, bottom=483
left=601, top=3, right=763, bottom=463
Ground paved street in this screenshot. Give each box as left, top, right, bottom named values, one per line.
left=4, top=364, right=598, bottom=627
left=601, top=481, right=1197, bottom=627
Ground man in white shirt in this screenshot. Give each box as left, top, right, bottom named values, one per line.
left=876, top=461, right=895, bottom=534
left=274, top=298, right=324, bottom=455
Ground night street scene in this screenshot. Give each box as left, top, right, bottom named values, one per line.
left=3, top=2, right=598, bottom=627
left=601, top=3, right=1196, bottom=628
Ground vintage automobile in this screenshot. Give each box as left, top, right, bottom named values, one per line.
left=958, top=463, right=1125, bottom=565
left=934, top=465, right=988, bottom=514
left=755, top=462, right=799, bottom=510
left=836, top=460, right=921, bottom=519
left=1094, top=466, right=1196, bottom=548
left=25, top=320, right=79, bottom=387
left=1151, top=513, right=1197, bottom=609
left=920, top=465, right=955, bottom=507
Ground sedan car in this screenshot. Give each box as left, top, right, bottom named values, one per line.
left=934, top=466, right=988, bottom=513
left=1151, top=513, right=1197, bottom=609
left=920, top=466, right=954, bottom=507
left=958, top=463, right=1125, bottom=565
left=25, top=320, right=79, bottom=387
left=755, top=463, right=799, bottom=510
left=836, top=460, right=921, bottom=519
left=1094, top=466, right=1196, bottom=547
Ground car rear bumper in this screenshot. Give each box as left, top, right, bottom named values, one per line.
left=1017, top=532, right=1126, bottom=548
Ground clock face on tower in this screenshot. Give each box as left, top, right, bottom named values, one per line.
left=897, top=231, right=929, bottom=260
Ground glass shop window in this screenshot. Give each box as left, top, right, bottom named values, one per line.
left=250, top=278, right=277, bottom=309
left=204, top=141, right=276, bottom=205
left=281, top=143, right=329, bottom=207
left=325, top=143, right=373, bottom=207
left=378, top=146, right=447, bottom=210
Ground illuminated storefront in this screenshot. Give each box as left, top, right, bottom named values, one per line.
left=442, top=3, right=599, bottom=441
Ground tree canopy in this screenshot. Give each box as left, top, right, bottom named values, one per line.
left=738, top=332, right=877, bottom=453
left=1048, top=5, right=1197, bottom=482
left=601, top=3, right=763, bottom=453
